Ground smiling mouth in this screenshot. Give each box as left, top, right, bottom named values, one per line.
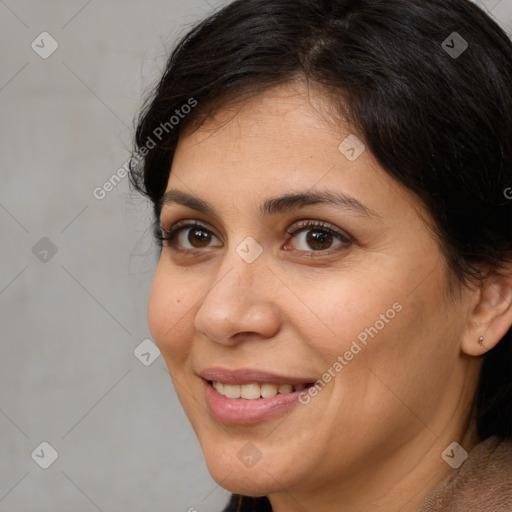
left=209, top=381, right=314, bottom=400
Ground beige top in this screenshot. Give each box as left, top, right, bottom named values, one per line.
left=417, top=436, right=512, bottom=511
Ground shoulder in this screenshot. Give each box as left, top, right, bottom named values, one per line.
left=418, top=436, right=512, bottom=512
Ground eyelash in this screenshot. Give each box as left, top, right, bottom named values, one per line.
left=156, top=219, right=352, bottom=256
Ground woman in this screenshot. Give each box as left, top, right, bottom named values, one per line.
left=129, top=0, right=512, bottom=510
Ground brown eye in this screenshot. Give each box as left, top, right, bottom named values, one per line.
left=304, top=230, right=334, bottom=251
left=186, top=228, right=213, bottom=248
left=286, top=221, right=351, bottom=253
left=159, top=222, right=222, bottom=251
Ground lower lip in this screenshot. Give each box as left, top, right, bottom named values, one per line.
left=203, top=380, right=304, bottom=425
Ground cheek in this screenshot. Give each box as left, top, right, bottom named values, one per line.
left=297, top=260, right=454, bottom=407
left=147, top=265, right=196, bottom=368
left=293, top=270, right=401, bottom=360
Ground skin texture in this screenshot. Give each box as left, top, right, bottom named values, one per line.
left=148, top=82, right=512, bottom=512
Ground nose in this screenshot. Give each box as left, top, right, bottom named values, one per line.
left=193, top=248, right=281, bottom=346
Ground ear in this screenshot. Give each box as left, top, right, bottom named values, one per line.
left=462, top=269, right=512, bottom=356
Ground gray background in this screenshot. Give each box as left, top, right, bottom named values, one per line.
left=0, top=1, right=511, bottom=511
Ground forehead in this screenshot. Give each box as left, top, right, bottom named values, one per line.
left=185, top=83, right=343, bottom=149
left=171, top=84, right=369, bottom=185
left=165, top=83, right=428, bottom=230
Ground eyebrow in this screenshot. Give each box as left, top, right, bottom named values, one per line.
left=160, top=189, right=379, bottom=219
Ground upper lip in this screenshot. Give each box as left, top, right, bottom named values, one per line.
left=199, top=367, right=316, bottom=386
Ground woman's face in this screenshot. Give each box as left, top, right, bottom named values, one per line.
left=148, top=83, right=479, bottom=502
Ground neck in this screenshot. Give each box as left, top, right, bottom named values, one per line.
left=268, top=419, right=480, bottom=512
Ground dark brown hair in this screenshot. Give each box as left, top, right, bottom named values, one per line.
left=129, top=0, right=512, bottom=509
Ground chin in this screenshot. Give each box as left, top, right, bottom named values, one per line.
left=208, top=466, right=282, bottom=497
left=200, top=440, right=291, bottom=496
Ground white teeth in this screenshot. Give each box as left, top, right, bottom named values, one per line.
left=278, top=384, right=293, bottom=394
left=223, top=384, right=241, bottom=399
left=260, top=383, right=278, bottom=398
left=212, top=381, right=305, bottom=399
left=240, top=383, right=261, bottom=399
left=212, top=381, right=224, bottom=394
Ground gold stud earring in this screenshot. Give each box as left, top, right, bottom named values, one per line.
left=478, top=336, right=486, bottom=349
